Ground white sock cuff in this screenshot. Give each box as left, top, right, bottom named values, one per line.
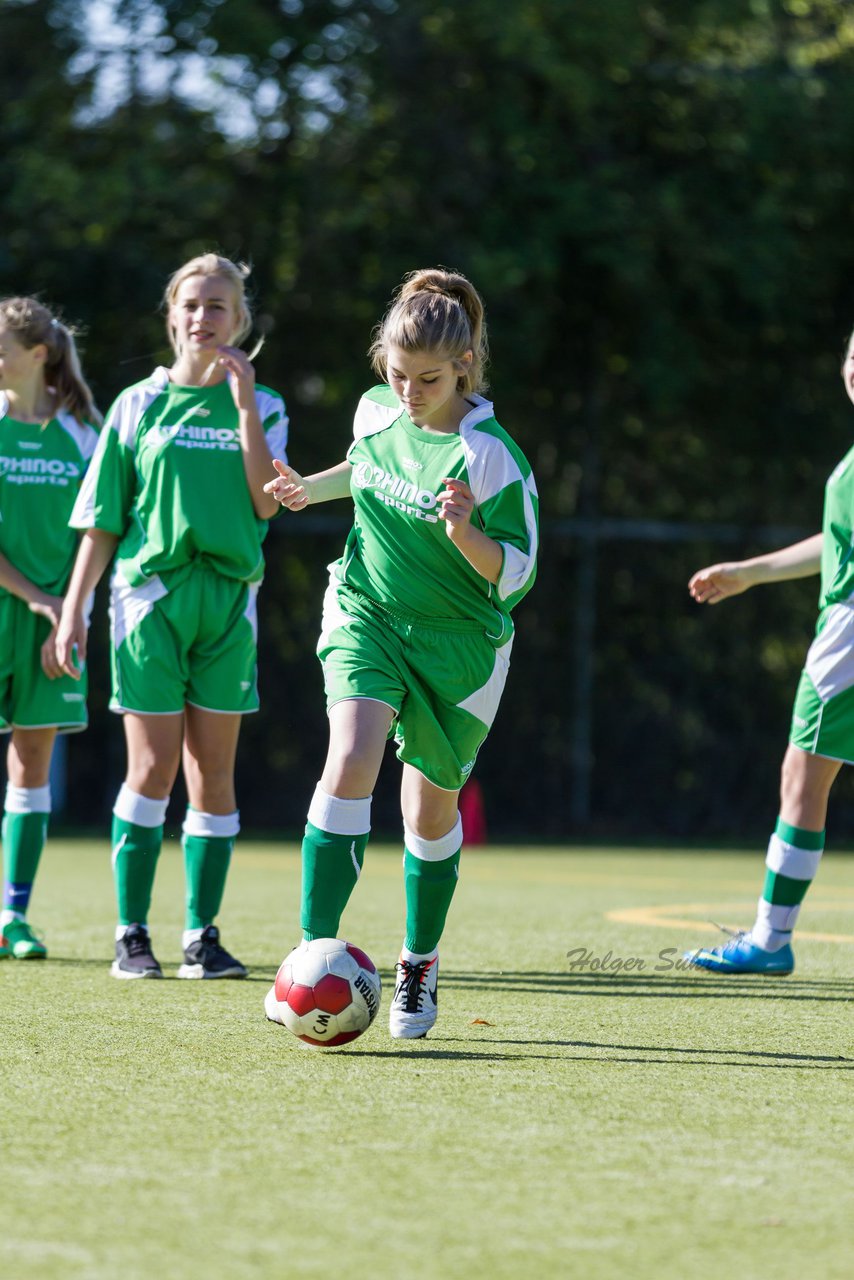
left=766, top=833, right=823, bottom=881
left=753, top=896, right=802, bottom=946
left=307, top=784, right=371, bottom=837
left=183, top=808, right=240, bottom=839
left=404, top=815, right=463, bottom=862
left=5, top=783, right=51, bottom=814
left=113, top=785, right=169, bottom=829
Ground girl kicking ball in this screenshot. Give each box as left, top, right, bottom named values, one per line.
left=264, top=267, right=538, bottom=1037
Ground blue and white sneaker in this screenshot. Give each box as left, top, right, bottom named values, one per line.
left=684, top=930, right=794, bottom=975
left=389, top=952, right=439, bottom=1039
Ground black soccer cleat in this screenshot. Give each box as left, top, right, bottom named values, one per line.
left=177, top=925, right=248, bottom=979
left=111, top=923, right=163, bottom=979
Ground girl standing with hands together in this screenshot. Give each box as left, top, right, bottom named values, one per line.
left=264, top=268, right=538, bottom=1038
left=57, top=254, right=287, bottom=979
left=0, top=298, right=100, bottom=960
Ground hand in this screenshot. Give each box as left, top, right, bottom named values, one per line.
left=28, top=593, right=63, bottom=630
left=55, top=608, right=87, bottom=680
left=688, top=562, right=755, bottom=605
left=40, top=625, right=63, bottom=680
left=215, top=345, right=256, bottom=411
left=263, top=458, right=312, bottom=511
left=438, top=477, right=475, bottom=540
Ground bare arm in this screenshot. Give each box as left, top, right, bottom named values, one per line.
left=438, top=478, right=503, bottom=585
left=263, top=459, right=353, bottom=510
left=56, top=529, right=118, bottom=676
left=215, top=345, right=280, bottom=520
left=689, top=533, right=823, bottom=605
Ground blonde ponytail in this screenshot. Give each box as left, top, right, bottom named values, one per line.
left=369, top=267, right=489, bottom=395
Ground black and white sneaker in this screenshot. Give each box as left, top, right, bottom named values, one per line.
left=388, top=952, right=439, bottom=1039
left=111, top=924, right=163, bottom=979
left=177, top=925, right=247, bottom=979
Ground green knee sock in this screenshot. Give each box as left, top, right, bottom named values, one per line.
left=301, top=821, right=368, bottom=940
left=404, top=848, right=461, bottom=955
left=112, top=815, right=163, bottom=927
left=2, top=810, right=49, bottom=916
left=183, top=834, right=234, bottom=930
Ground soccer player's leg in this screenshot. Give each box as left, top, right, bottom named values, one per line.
left=178, top=704, right=246, bottom=979
left=111, top=713, right=183, bottom=979
left=302, top=698, right=393, bottom=938
left=300, top=588, right=402, bottom=942
left=388, top=627, right=505, bottom=1037
left=0, top=728, right=56, bottom=960
left=686, top=744, right=840, bottom=975
left=0, top=605, right=89, bottom=959
left=688, top=615, right=853, bottom=974
left=179, top=574, right=272, bottom=978
left=264, top=699, right=390, bottom=1025
left=390, top=767, right=463, bottom=1040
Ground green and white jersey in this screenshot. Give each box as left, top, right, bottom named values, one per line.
left=338, top=386, right=538, bottom=643
left=819, top=443, right=854, bottom=610
left=0, top=394, right=99, bottom=594
left=71, top=367, right=288, bottom=586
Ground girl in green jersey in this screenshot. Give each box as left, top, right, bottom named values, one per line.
left=0, top=297, right=101, bottom=960
left=685, top=328, right=854, bottom=974
left=263, top=268, right=538, bottom=1038
left=56, top=254, right=286, bottom=980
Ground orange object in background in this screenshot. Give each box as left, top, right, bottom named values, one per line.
left=459, top=778, right=487, bottom=845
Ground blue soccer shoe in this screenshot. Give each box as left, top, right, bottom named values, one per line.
left=684, top=931, right=794, bottom=975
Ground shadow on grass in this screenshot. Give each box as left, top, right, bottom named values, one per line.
left=346, top=1034, right=854, bottom=1069
left=440, top=970, right=854, bottom=1003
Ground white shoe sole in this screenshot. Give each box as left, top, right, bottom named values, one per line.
left=177, top=962, right=247, bottom=979
left=388, top=1010, right=437, bottom=1039
left=110, top=961, right=162, bottom=979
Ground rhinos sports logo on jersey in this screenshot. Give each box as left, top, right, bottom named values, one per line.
left=352, top=461, right=439, bottom=522
left=151, top=420, right=239, bottom=452
left=0, top=454, right=81, bottom=486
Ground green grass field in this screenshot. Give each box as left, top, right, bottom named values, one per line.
left=3, top=839, right=852, bottom=1280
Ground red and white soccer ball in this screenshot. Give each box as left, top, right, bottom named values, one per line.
left=270, top=938, right=381, bottom=1048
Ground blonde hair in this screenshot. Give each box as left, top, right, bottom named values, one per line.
left=0, top=296, right=102, bottom=426
left=163, top=253, right=253, bottom=355
left=369, top=267, right=489, bottom=395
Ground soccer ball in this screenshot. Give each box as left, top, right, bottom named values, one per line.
left=268, top=938, right=381, bottom=1048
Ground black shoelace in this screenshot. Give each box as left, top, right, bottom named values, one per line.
left=395, top=959, right=431, bottom=1012
left=125, top=929, right=153, bottom=957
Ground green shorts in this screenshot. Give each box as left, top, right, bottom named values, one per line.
left=0, top=594, right=87, bottom=734
left=110, top=562, right=259, bottom=716
left=317, top=580, right=512, bottom=792
left=790, top=602, right=854, bottom=762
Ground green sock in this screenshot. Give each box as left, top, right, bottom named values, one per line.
left=183, top=833, right=234, bottom=930
left=2, top=810, right=49, bottom=916
left=301, top=821, right=368, bottom=940
left=404, top=848, right=461, bottom=955
left=112, top=814, right=163, bottom=927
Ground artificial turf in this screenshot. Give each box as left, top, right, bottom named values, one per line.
left=2, top=840, right=852, bottom=1279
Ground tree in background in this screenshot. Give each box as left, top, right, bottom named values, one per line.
left=3, top=0, right=854, bottom=836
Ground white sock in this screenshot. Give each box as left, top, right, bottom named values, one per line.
left=400, top=944, right=438, bottom=964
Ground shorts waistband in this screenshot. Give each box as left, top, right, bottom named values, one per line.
left=345, top=588, right=484, bottom=634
